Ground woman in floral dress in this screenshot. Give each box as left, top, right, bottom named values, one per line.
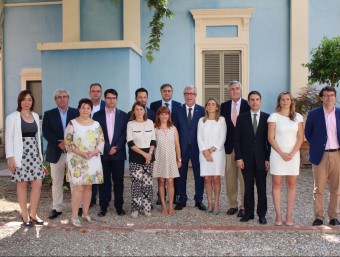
left=65, top=98, right=104, bottom=227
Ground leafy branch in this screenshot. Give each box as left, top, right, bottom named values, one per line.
left=146, top=0, right=173, bottom=63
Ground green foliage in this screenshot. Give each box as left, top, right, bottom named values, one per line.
left=294, top=85, right=321, bottom=115
left=146, top=0, right=173, bottom=63
left=303, top=36, right=340, bottom=87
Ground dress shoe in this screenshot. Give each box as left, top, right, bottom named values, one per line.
left=116, top=209, right=126, bottom=216
left=240, top=215, right=254, bottom=222
left=226, top=208, right=238, bottom=215
left=130, top=211, right=139, bottom=219
left=329, top=219, right=340, bottom=226
left=71, top=218, right=82, bottom=227
left=237, top=209, right=245, bottom=217
left=312, top=218, right=323, bottom=226
left=259, top=217, right=267, bottom=224
left=156, top=197, right=162, bottom=205
left=97, top=208, right=107, bottom=217
left=144, top=211, right=152, bottom=217
left=78, top=208, right=83, bottom=217
left=30, top=215, right=44, bottom=225
left=82, top=215, right=92, bottom=222
left=49, top=209, right=62, bottom=219
left=174, top=202, right=186, bottom=210
left=195, top=202, right=207, bottom=211
left=21, top=217, right=33, bottom=227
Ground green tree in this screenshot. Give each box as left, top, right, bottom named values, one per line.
left=303, top=36, right=340, bottom=87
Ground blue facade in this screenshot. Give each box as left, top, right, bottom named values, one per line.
left=3, top=0, right=340, bottom=116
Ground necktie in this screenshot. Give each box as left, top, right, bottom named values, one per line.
left=253, top=113, right=258, bottom=134
left=165, top=102, right=169, bottom=108
left=232, top=102, right=237, bottom=126
left=188, top=108, right=192, bottom=124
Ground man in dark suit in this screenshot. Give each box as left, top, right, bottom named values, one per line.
left=89, top=83, right=106, bottom=207
left=234, top=91, right=270, bottom=224
left=128, top=88, right=156, bottom=122
left=305, top=86, right=340, bottom=226
left=93, top=89, right=128, bottom=217
left=220, top=80, right=250, bottom=217
left=172, top=85, right=206, bottom=211
left=150, top=83, right=181, bottom=113
left=42, top=89, right=79, bottom=219
left=150, top=83, right=181, bottom=205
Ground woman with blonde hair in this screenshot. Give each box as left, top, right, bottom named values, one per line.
left=197, top=98, right=226, bottom=214
left=268, top=91, right=304, bottom=226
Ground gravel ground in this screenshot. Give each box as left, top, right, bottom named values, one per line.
left=1, top=164, right=340, bottom=256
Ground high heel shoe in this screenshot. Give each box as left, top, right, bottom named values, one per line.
left=82, top=215, right=92, bottom=222
left=21, top=217, right=33, bottom=227
left=30, top=215, right=44, bottom=225
left=71, top=218, right=82, bottom=227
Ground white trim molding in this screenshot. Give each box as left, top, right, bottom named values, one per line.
left=20, top=68, right=42, bottom=91
left=191, top=8, right=255, bottom=104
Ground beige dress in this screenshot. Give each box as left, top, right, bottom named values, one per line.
left=153, top=126, right=179, bottom=179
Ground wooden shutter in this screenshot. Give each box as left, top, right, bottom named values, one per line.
left=203, top=51, right=241, bottom=104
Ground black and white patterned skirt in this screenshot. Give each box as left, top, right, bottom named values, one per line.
left=11, top=137, right=44, bottom=183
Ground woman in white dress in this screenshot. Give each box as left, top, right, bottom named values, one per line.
left=268, top=92, right=304, bottom=226
left=197, top=98, right=227, bottom=214
left=65, top=98, right=104, bottom=227
left=153, top=106, right=181, bottom=215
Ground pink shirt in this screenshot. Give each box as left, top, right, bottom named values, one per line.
left=105, top=107, right=116, bottom=144
left=324, top=107, right=340, bottom=150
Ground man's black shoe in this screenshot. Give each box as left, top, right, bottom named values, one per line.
left=329, top=219, right=340, bottom=226
left=259, top=217, right=267, bottom=224
left=226, top=208, right=238, bottom=215
left=239, top=215, right=254, bottom=222
left=195, top=202, right=207, bottom=211
left=116, top=209, right=126, bottom=216
left=174, top=202, right=186, bottom=210
left=237, top=209, right=245, bottom=217
left=312, top=218, right=323, bottom=226
left=98, top=208, right=107, bottom=217
left=48, top=209, right=62, bottom=219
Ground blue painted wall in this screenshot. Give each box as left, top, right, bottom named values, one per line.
left=3, top=4, right=62, bottom=116
left=41, top=48, right=140, bottom=113
left=80, top=0, right=123, bottom=41
left=140, top=0, right=290, bottom=113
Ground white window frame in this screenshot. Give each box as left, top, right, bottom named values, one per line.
left=191, top=8, right=255, bottom=105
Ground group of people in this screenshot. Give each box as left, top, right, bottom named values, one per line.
left=5, top=81, right=340, bottom=228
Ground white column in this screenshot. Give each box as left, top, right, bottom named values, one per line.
left=290, top=0, right=309, bottom=96
left=123, top=0, right=140, bottom=48
left=62, top=0, right=80, bottom=42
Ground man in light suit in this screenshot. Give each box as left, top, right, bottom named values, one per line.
left=172, top=85, right=206, bottom=211
left=42, top=89, right=79, bottom=219
left=150, top=83, right=181, bottom=113
left=305, top=86, right=340, bottom=226
left=220, top=80, right=250, bottom=217
left=150, top=83, right=181, bottom=205
left=89, top=83, right=105, bottom=207
left=234, top=91, right=270, bottom=224
left=93, top=89, right=128, bottom=217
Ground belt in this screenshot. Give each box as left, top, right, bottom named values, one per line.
left=324, top=148, right=340, bottom=152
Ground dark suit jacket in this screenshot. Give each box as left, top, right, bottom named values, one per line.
left=305, top=106, right=340, bottom=165
left=93, top=108, right=128, bottom=161
left=128, top=107, right=156, bottom=122
left=100, top=100, right=105, bottom=110
left=42, top=107, right=79, bottom=163
left=172, top=104, right=205, bottom=157
left=234, top=111, right=270, bottom=170
left=220, top=99, right=250, bottom=154
left=150, top=99, right=181, bottom=114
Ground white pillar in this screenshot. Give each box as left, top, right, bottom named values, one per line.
left=290, top=0, right=309, bottom=96
left=123, top=0, right=140, bottom=48
left=62, top=0, right=80, bottom=42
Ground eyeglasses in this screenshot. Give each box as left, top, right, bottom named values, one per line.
left=90, top=90, right=101, bottom=93
left=56, top=96, right=69, bottom=100
left=106, top=97, right=117, bottom=100
left=184, top=93, right=196, bottom=96
left=323, top=94, right=335, bottom=98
